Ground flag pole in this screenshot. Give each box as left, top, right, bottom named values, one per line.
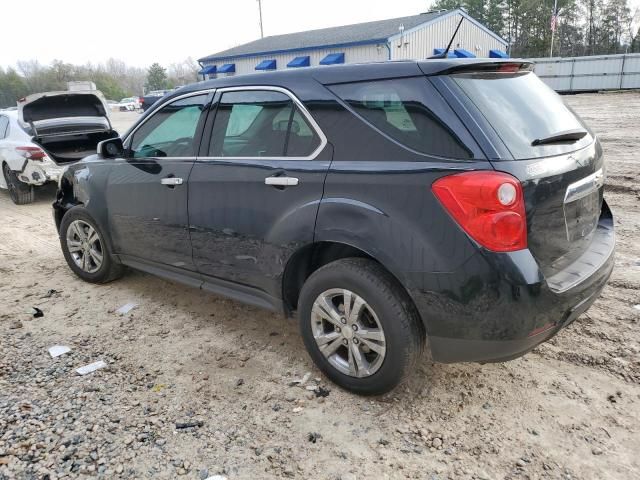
left=550, top=0, right=558, bottom=57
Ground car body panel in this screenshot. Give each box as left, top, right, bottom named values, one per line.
left=105, top=157, right=197, bottom=269
left=189, top=154, right=333, bottom=298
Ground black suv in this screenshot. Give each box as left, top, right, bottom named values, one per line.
left=54, top=59, right=614, bottom=395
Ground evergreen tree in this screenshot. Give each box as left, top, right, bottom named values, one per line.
left=145, top=63, right=168, bottom=92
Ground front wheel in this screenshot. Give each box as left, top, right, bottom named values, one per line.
left=59, top=207, right=124, bottom=283
left=3, top=163, right=34, bottom=205
left=298, top=258, right=425, bottom=395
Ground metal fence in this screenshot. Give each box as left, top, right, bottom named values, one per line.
left=529, top=53, right=640, bottom=92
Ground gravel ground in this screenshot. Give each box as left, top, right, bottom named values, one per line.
left=1, top=93, right=639, bottom=480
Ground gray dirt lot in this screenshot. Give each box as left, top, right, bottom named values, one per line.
left=1, top=92, right=639, bottom=480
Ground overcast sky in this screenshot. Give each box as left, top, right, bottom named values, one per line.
left=0, top=0, right=437, bottom=68
left=2, top=0, right=638, bottom=69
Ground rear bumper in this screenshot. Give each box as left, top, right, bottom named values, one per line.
left=411, top=200, right=615, bottom=363
left=19, top=160, right=64, bottom=186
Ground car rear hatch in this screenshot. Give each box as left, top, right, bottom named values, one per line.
left=18, top=91, right=116, bottom=165
left=437, top=62, right=610, bottom=289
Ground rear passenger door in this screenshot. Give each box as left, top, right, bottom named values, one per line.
left=188, top=87, right=332, bottom=301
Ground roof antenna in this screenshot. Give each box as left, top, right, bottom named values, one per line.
left=428, top=15, right=464, bottom=59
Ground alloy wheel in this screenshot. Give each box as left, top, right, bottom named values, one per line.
left=310, top=288, right=386, bottom=378
left=66, top=220, right=104, bottom=273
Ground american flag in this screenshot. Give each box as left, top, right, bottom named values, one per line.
left=551, top=5, right=559, bottom=32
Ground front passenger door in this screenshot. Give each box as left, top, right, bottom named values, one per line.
left=106, top=92, right=211, bottom=271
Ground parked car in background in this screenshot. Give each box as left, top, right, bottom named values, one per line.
left=140, top=90, right=171, bottom=111
left=118, top=97, right=141, bottom=111
left=1, top=91, right=118, bottom=204
left=53, top=60, right=614, bottom=394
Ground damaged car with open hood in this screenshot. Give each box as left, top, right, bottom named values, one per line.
left=0, top=90, right=118, bottom=204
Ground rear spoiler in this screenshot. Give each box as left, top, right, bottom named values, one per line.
left=419, top=60, right=534, bottom=76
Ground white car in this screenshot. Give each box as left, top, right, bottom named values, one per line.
left=0, top=91, right=117, bottom=204
left=117, top=97, right=140, bottom=111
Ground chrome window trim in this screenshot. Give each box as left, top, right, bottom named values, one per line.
left=197, top=85, right=328, bottom=162
left=122, top=89, right=216, bottom=148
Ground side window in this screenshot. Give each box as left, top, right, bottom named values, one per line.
left=208, top=90, right=321, bottom=158
left=129, top=94, right=208, bottom=158
left=285, top=108, right=321, bottom=157
left=328, top=78, right=474, bottom=159
left=0, top=116, right=8, bottom=139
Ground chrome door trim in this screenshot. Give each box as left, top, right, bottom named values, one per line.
left=564, top=167, right=605, bottom=204
left=196, top=85, right=328, bottom=162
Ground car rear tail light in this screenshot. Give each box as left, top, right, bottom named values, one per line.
left=432, top=171, right=527, bottom=252
left=16, top=146, right=46, bottom=161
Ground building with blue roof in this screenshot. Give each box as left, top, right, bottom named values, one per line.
left=197, top=8, right=508, bottom=78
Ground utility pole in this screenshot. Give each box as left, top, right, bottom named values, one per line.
left=257, top=0, right=264, bottom=38
left=550, top=0, right=558, bottom=57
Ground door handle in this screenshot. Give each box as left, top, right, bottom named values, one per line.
left=264, top=176, right=299, bottom=187
left=161, top=177, right=183, bottom=186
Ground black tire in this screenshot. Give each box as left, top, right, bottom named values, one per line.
left=59, top=207, right=124, bottom=283
left=3, top=163, right=35, bottom=205
left=298, top=258, right=425, bottom=395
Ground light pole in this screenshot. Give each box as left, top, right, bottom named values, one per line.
left=257, top=0, right=264, bottom=39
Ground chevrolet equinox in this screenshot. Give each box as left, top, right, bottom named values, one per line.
left=54, top=59, right=615, bottom=395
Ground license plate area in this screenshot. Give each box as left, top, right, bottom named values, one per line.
left=564, top=189, right=600, bottom=242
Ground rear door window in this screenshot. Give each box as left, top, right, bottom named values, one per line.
left=129, top=94, right=208, bottom=158
left=450, top=71, right=593, bottom=159
left=209, top=90, right=321, bottom=158
left=328, top=77, right=476, bottom=159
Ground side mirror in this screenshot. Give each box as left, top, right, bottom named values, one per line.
left=97, top=138, right=124, bottom=159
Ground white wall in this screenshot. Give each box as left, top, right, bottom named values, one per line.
left=388, top=12, right=506, bottom=60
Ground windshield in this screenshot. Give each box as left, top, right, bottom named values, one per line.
left=451, top=72, right=593, bottom=159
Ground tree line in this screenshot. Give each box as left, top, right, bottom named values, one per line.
left=434, top=0, right=640, bottom=57
left=0, top=59, right=200, bottom=108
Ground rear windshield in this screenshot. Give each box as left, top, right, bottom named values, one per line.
left=451, top=72, right=593, bottom=159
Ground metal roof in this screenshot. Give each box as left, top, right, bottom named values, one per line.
left=199, top=10, right=451, bottom=63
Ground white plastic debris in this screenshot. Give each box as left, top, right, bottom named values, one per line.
left=289, top=371, right=311, bottom=387
left=48, top=345, right=71, bottom=358
left=205, top=476, right=228, bottom=480
left=634, top=305, right=640, bottom=311
left=75, top=361, right=107, bottom=376
left=116, top=302, right=138, bottom=315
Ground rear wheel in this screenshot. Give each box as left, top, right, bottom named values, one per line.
left=298, top=258, right=425, bottom=395
left=59, top=207, right=124, bottom=283
left=3, top=163, right=34, bottom=205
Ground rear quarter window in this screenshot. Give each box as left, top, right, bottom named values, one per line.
left=328, top=77, right=477, bottom=159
